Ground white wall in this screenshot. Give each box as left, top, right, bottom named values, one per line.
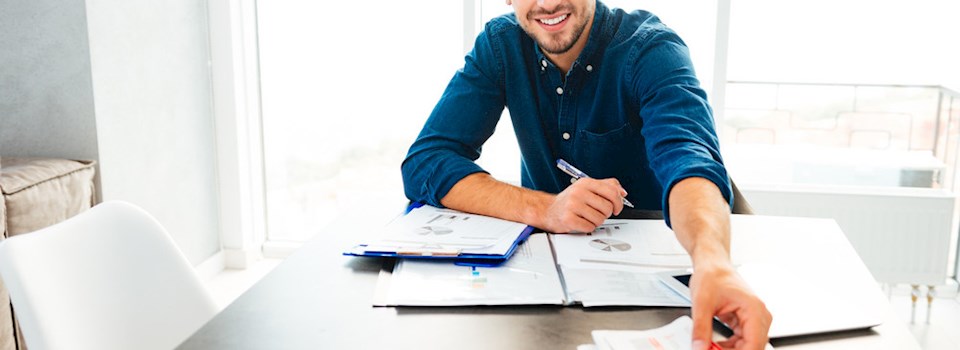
left=0, top=0, right=100, bottom=178
left=85, top=0, right=221, bottom=265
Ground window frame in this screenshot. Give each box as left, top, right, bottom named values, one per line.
left=208, top=0, right=268, bottom=266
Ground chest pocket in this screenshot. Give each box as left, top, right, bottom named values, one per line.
left=577, top=121, right=651, bottom=189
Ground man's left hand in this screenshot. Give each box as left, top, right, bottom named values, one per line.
left=689, top=263, right=772, bottom=350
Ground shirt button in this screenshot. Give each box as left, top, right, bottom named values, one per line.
left=556, top=87, right=564, bottom=95
left=541, top=59, right=548, bottom=67
left=586, top=64, right=593, bottom=72
left=562, top=132, right=571, bottom=140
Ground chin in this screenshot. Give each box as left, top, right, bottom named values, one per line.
left=538, top=37, right=576, bottom=55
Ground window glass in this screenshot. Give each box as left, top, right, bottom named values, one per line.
left=723, top=0, right=960, bottom=190
left=257, top=2, right=464, bottom=241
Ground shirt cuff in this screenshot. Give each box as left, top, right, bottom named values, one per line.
left=660, top=163, right=733, bottom=228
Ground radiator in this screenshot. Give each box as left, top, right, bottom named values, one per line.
left=741, top=185, right=956, bottom=285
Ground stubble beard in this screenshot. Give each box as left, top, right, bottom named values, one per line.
left=523, top=8, right=589, bottom=55
left=536, top=20, right=588, bottom=55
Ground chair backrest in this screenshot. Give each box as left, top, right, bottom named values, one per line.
left=0, top=201, right=217, bottom=350
left=731, top=179, right=754, bottom=215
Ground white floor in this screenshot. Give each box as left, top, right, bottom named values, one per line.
left=889, top=289, right=960, bottom=350
left=202, top=259, right=960, bottom=349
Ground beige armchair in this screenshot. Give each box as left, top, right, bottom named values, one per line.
left=0, top=157, right=97, bottom=350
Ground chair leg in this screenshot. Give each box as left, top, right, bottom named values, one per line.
left=8, top=303, right=25, bottom=350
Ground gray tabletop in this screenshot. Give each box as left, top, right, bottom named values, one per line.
left=177, top=212, right=917, bottom=350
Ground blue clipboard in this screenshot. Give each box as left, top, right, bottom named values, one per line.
left=343, top=202, right=535, bottom=267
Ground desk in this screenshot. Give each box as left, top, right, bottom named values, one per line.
left=177, top=209, right=919, bottom=349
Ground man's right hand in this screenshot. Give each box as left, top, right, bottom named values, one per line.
left=439, top=173, right=626, bottom=235
left=540, top=177, right=627, bottom=233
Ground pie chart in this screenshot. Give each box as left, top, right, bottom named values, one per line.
left=415, top=226, right=454, bottom=236
left=588, top=238, right=631, bottom=252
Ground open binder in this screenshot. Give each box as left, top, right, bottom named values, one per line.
left=372, top=219, right=696, bottom=308
left=343, top=203, right=534, bottom=266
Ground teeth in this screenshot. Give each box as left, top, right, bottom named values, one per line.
left=539, top=14, right=567, bottom=25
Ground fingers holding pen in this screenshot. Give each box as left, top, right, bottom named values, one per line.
left=544, top=177, right=629, bottom=233
left=555, top=159, right=631, bottom=213
left=576, top=177, right=627, bottom=215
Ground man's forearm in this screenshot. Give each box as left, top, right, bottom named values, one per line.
left=442, top=172, right=629, bottom=233
left=671, top=177, right=772, bottom=349
left=668, top=177, right=732, bottom=268
left=440, top=172, right=554, bottom=228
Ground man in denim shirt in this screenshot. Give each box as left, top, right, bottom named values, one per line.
left=402, top=1, right=771, bottom=348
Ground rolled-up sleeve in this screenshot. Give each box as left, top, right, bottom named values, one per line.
left=401, top=24, right=507, bottom=207
left=630, top=30, right=733, bottom=227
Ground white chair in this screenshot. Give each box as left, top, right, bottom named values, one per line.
left=0, top=201, right=218, bottom=350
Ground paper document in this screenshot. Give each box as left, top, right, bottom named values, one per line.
left=591, top=316, right=697, bottom=350
left=376, top=233, right=565, bottom=306
left=562, top=267, right=689, bottom=307
left=553, top=221, right=692, bottom=306
left=364, top=205, right=528, bottom=255
left=591, top=316, right=774, bottom=350
left=552, top=221, right=691, bottom=272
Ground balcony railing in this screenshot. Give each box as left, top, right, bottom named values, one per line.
left=722, top=82, right=960, bottom=190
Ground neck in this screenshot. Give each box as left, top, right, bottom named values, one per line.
left=545, top=13, right=593, bottom=75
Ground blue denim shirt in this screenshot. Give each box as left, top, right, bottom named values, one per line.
left=402, top=1, right=732, bottom=226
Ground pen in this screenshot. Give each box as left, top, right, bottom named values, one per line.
left=556, top=159, right=635, bottom=208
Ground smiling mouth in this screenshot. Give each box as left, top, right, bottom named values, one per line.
left=538, top=14, right=568, bottom=26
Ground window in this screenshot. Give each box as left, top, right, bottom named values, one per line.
left=256, top=2, right=465, bottom=242
left=722, top=0, right=960, bottom=189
